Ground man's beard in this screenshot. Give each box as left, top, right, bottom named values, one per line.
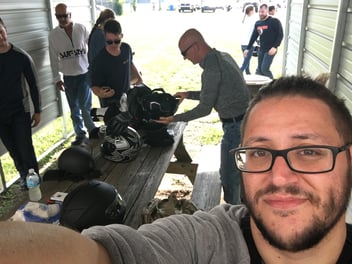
left=243, top=169, right=351, bottom=252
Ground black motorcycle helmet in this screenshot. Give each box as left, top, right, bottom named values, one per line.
left=60, top=180, right=126, bottom=231
left=58, top=146, right=96, bottom=175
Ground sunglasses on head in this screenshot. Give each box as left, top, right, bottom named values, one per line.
left=55, top=13, right=70, bottom=19
left=106, top=39, right=121, bottom=45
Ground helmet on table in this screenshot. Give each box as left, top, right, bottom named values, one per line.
left=60, top=180, right=126, bottom=231
left=101, top=126, right=142, bottom=162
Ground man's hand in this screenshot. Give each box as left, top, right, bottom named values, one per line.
left=243, top=49, right=249, bottom=58
left=268, top=47, right=277, bottom=56
left=92, top=86, right=115, bottom=98
left=31, top=113, right=41, bottom=127
left=155, top=116, right=174, bottom=124
left=173, top=92, right=188, bottom=104
left=56, top=80, right=65, bottom=91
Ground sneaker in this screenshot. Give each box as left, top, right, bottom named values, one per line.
left=89, top=127, right=100, bottom=139
left=19, top=178, right=28, bottom=191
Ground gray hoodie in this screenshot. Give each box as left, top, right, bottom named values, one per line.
left=82, top=204, right=251, bottom=264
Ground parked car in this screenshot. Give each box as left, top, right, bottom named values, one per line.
left=178, top=3, right=196, bottom=12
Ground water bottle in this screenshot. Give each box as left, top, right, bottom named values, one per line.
left=26, top=168, right=42, bottom=202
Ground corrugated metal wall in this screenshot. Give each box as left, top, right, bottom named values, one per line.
left=0, top=0, right=53, bottom=155
left=283, top=0, right=352, bottom=110
left=0, top=0, right=95, bottom=156
left=0, top=0, right=96, bottom=190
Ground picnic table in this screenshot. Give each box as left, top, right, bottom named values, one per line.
left=244, top=74, right=272, bottom=97
left=5, top=122, right=199, bottom=229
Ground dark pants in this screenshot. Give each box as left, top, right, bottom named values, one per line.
left=256, top=48, right=275, bottom=79
left=63, top=73, right=96, bottom=140
left=0, top=111, right=38, bottom=178
left=220, top=121, right=242, bottom=204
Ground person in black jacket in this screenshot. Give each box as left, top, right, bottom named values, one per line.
left=244, top=3, right=283, bottom=79
left=0, top=17, right=41, bottom=190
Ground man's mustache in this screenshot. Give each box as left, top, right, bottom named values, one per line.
left=254, top=184, right=320, bottom=206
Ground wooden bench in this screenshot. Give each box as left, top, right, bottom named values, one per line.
left=191, top=171, right=222, bottom=211
left=2, top=122, right=199, bottom=229
left=190, top=145, right=222, bottom=211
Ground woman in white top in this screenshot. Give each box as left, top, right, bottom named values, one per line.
left=239, top=5, right=257, bottom=74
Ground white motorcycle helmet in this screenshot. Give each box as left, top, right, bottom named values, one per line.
left=101, top=126, right=142, bottom=162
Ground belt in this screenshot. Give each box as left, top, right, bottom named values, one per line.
left=220, top=114, right=244, bottom=123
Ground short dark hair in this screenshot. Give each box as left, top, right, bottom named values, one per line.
left=103, top=19, right=122, bottom=35
left=269, top=5, right=275, bottom=12
left=245, top=5, right=254, bottom=15
left=241, top=76, right=352, bottom=144
left=259, top=3, right=268, bottom=9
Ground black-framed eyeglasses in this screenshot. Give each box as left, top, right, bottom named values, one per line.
left=55, top=13, right=70, bottom=19
left=231, top=144, right=351, bottom=174
left=180, top=42, right=196, bottom=57
left=106, top=39, right=121, bottom=45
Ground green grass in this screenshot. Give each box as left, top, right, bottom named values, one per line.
left=0, top=8, right=284, bottom=188
left=1, top=116, right=73, bottom=183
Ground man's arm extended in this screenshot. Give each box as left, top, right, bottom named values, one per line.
left=0, top=221, right=111, bottom=264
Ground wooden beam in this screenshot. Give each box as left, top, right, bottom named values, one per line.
left=167, top=162, right=198, bottom=184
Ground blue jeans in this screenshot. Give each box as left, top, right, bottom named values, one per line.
left=0, top=112, right=38, bottom=178
left=256, top=48, right=275, bottom=79
left=240, top=45, right=254, bottom=74
left=220, top=121, right=242, bottom=204
left=63, top=73, right=96, bottom=139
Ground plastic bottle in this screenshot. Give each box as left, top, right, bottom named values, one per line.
left=26, top=168, right=42, bottom=202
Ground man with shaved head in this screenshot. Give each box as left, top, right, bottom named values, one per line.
left=158, top=28, right=250, bottom=205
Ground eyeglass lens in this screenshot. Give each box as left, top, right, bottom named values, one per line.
left=106, top=39, right=121, bottom=45
left=234, top=146, right=339, bottom=173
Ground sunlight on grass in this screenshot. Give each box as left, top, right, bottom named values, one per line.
left=200, top=126, right=223, bottom=145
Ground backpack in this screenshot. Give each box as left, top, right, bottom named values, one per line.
left=127, top=84, right=179, bottom=146
left=127, top=84, right=179, bottom=130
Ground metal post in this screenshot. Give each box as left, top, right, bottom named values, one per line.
left=0, top=158, right=7, bottom=193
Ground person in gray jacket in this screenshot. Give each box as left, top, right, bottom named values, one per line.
left=157, top=28, right=250, bottom=205
left=1, top=76, right=352, bottom=263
